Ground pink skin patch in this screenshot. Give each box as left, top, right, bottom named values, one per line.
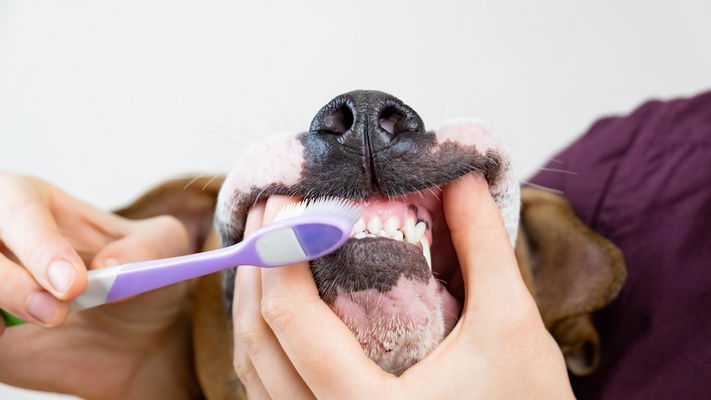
left=221, top=132, right=305, bottom=195
left=433, top=118, right=500, bottom=155
left=331, top=275, right=460, bottom=374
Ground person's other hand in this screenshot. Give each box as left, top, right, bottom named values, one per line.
left=231, top=173, right=575, bottom=399
left=0, top=172, right=199, bottom=399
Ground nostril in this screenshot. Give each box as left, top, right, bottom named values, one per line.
left=378, top=105, right=416, bottom=135
left=316, top=103, right=354, bottom=135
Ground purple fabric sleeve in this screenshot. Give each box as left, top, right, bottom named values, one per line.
left=529, top=91, right=711, bottom=399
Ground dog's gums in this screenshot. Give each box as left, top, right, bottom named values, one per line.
left=216, top=90, right=520, bottom=374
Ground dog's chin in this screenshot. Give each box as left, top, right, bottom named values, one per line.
left=312, top=238, right=461, bottom=375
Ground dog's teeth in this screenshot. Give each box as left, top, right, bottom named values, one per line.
left=392, top=230, right=404, bottom=241
left=420, top=237, right=431, bottom=270
left=384, top=216, right=399, bottom=235
left=354, top=232, right=366, bottom=239
left=365, top=233, right=376, bottom=238
left=414, top=221, right=426, bottom=241
left=353, top=218, right=366, bottom=233
left=404, top=217, right=415, bottom=231
left=378, top=230, right=389, bottom=237
left=404, top=224, right=417, bottom=244
left=367, top=217, right=382, bottom=234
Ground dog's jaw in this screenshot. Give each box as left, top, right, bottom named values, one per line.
left=216, top=114, right=519, bottom=375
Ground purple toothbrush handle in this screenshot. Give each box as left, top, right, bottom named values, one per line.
left=104, top=213, right=353, bottom=303
left=106, top=243, right=254, bottom=302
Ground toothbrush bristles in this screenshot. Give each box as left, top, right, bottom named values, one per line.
left=275, top=197, right=361, bottom=224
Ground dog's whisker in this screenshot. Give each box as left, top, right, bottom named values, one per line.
left=538, top=167, right=578, bottom=175
left=521, top=181, right=564, bottom=194
left=183, top=175, right=206, bottom=190
left=183, top=158, right=238, bottom=190
left=201, top=174, right=223, bottom=191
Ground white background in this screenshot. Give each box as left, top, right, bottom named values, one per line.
left=1, top=0, right=710, bottom=398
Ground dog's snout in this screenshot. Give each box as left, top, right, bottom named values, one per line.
left=310, top=90, right=425, bottom=153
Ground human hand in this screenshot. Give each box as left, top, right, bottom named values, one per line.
left=0, top=172, right=198, bottom=399
left=231, top=173, right=575, bottom=399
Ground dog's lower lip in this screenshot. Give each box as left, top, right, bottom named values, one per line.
left=249, top=181, right=466, bottom=308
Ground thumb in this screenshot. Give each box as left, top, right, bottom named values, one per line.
left=443, top=173, right=531, bottom=313
left=91, top=215, right=190, bottom=269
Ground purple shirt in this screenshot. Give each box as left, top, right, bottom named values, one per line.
left=530, top=91, right=711, bottom=399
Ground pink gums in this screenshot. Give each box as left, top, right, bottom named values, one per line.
left=356, top=198, right=434, bottom=242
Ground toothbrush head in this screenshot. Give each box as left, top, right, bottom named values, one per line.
left=275, top=197, right=361, bottom=224
left=248, top=197, right=361, bottom=266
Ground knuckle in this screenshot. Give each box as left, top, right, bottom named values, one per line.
left=260, top=296, right=295, bottom=330
left=235, top=315, right=263, bottom=344
left=153, top=215, right=186, bottom=233
left=232, top=355, right=258, bottom=385
left=234, top=311, right=268, bottom=355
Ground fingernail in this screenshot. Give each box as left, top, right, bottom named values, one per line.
left=27, top=292, right=60, bottom=324
left=47, top=259, right=76, bottom=295
left=103, top=258, right=119, bottom=267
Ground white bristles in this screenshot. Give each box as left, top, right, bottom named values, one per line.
left=274, top=197, right=361, bottom=224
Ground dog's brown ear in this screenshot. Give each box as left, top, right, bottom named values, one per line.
left=515, top=188, right=626, bottom=376
left=115, top=176, right=225, bottom=252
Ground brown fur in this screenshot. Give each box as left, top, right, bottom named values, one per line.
left=116, top=178, right=626, bottom=398
left=514, top=188, right=626, bottom=375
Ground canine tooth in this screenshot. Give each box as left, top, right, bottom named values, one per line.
left=404, top=224, right=417, bottom=244
left=384, top=216, right=399, bottom=235
left=392, top=231, right=404, bottom=241
left=404, top=217, right=415, bottom=231
left=420, top=237, right=431, bottom=270
left=353, top=218, right=366, bottom=233
left=354, top=232, right=366, bottom=239
left=414, top=221, right=426, bottom=241
left=367, top=217, right=382, bottom=234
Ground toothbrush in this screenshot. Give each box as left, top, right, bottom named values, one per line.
left=1, top=198, right=360, bottom=326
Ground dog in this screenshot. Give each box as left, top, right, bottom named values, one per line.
left=116, top=90, right=626, bottom=399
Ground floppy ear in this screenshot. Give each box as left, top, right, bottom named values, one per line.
left=115, top=176, right=225, bottom=252
left=514, top=188, right=626, bottom=376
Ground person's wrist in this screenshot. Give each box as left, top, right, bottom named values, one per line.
left=117, top=315, right=201, bottom=400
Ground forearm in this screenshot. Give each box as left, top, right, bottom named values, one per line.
left=119, top=315, right=202, bottom=400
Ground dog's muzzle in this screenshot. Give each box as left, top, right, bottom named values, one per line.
left=216, top=90, right=519, bottom=374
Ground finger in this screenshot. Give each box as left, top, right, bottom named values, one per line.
left=0, top=253, right=68, bottom=326
left=442, top=173, right=533, bottom=312
left=259, top=196, right=388, bottom=396
left=0, top=201, right=87, bottom=300
left=90, top=215, right=190, bottom=269
left=232, top=202, right=269, bottom=397
left=233, top=202, right=314, bottom=399
left=232, top=281, right=271, bottom=400
left=232, top=304, right=272, bottom=400
left=236, top=265, right=314, bottom=399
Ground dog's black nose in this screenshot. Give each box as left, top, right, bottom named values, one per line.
left=310, top=90, right=425, bottom=154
